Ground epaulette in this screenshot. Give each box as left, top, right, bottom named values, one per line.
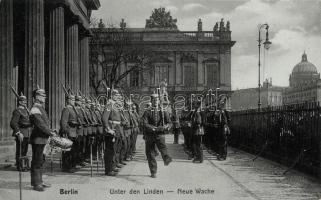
left=30, top=107, right=41, bottom=115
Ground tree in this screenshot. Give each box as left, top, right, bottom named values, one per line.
left=89, top=18, right=153, bottom=95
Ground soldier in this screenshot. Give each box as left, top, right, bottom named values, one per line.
left=130, top=103, right=140, bottom=156
left=29, top=88, right=56, bottom=191
left=60, top=94, right=79, bottom=173
left=93, top=101, right=103, bottom=161
left=10, top=93, right=31, bottom=172
left=190, top=101, right=204, bottom=163
left=171, top=105, right=181, bottom=144
left=203, top=102, right=216, bottom=152
left=180, top=106, right=193, bottom=159
left=102, top=89, right=126, bottom=176
left=80, top=97, right=92, bottom=163
left=88, top=99, right=99, bottom=160
left=215, top=100, right=231, bottom=161
left=122, top=100, right=132, bottom=162
left=142, top=93, right=172, bottom=178
left=74, top=95, right=87, bottom=166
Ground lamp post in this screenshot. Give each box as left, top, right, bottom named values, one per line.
left=258, top=23, right=271, bottom=111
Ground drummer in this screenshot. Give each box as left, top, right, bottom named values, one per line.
left=29, top=87, right=56, bottom=191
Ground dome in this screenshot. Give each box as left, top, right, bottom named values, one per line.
left=292, top=52, right=318, bottom=74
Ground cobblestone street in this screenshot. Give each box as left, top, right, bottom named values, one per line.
left=0, top=135, right=321, bottom=200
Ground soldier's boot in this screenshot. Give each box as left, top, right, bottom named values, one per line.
left=32, top=169, right=44, bottom=192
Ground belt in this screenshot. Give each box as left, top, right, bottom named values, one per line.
left=109, top=120, right=121, bottom=125
left=20, top=124, right=32, bottom=128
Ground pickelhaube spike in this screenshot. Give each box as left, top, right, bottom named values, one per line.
left=18, top=92, right=27, bottom=101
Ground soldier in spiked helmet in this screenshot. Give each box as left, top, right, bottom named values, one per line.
left=29, top=86, right=56, bottom=191
left=10, top=92, right=31, bottom=172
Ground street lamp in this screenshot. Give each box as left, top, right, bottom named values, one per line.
left=258, top=23, right=271, bottom=110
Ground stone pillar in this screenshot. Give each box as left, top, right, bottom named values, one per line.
left=65, top=20, right=79, bottom=92
left=24, top=0, right=45, bottom=104
left=175, top=52, right=182, bottom=85
left=197, top=52, right=204, bottom=85
left=48, top=4, right=65, bottom=130
left=79, top=35, right=90, bottom=95
left=0, top=0, right=14, bottom=140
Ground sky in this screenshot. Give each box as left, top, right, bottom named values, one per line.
left=92, top=0, right=321, bottom=90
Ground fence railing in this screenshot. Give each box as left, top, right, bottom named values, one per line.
left=229, top=102, right=321, bottom=177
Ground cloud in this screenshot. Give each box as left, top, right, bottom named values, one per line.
left=165, top=5, right=178, bottom=14
left=182, top=3, right=206, bottom=11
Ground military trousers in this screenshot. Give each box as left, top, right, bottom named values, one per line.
left=104, top=136, right=115, bottom=174
left=145, top=134, right=171, bottom=175
left=173, top=128, right=180, bottom=144
left=120, top=136, right=127, bottom=161
left=132, top=127, right=139, bottom=153
left=62, top=137, right=77, bottom=170
left=192, top=135, right=203, bottom=161
left=30, top=144, right=45, bottom=186
left=216, top=128, right=227, bottom=159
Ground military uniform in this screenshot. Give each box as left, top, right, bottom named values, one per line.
left=171, top=109, right=180, bottom=144
left=94, top=105, right=103, bottom=159
left=142, top=103, right=172, bottom=177
left=212, top=108, right=230, bottom=160
left=130, top=107, right=140, bottom=155
left=102, top=100, right=125, bottom=176
left=191, top=107, right=203, bottom=163
left=180, top=109, right=193, bottom=158
left=122, top=109, right=132, bottom=161
left=60, top=98, right=79, bottom=172
left=29, top=88, right=54, bottom=191
left=10, top=103, right=31, bottom=171
left=75, top=97, right=86, bottom=165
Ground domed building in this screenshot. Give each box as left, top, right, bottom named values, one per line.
left=283, top=52, right=321, bottom=105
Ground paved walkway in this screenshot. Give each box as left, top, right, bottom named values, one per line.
left=0, top=135, right=321, bottom=200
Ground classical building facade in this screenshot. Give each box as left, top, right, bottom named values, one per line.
left=90, top=14, right=235, bottom=108
left=283, top=52, right=321, bottom=105
left=231, top=79, right=285, bottom=111
left=0, top=0, right=100, bottom=141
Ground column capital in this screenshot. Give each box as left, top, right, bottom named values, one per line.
left=45, top=0, right=70, bottom=9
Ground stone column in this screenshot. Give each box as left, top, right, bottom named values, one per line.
left=48, top=4, right=65, bottom=130
left=65, top=19, right=79, bottom=92
left=24, top=0, right=45, bottom=103
left=0, top=0, right=14, bottom=140
left=79, top=34, right=90, bottom=95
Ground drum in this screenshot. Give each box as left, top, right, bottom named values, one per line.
left=49, top=136, right=73, bottom=150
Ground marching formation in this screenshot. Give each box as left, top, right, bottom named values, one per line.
left=9, top=84, right=232, bottom=192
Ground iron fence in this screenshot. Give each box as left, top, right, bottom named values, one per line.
left=229, top=102, right=321, bottom=177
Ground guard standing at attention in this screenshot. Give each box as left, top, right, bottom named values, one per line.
left=10, top=93, right=31, bottom=172
left=60, top=94, right=78, bottom=172
left=29, top=88, right=56, bottom=191
left=102, top=89, right=125, bottom=176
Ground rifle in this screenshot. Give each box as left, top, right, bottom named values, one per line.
left=72, top=105, right=84, bottom=128
left=10, top=85, right=19, bottom=98
left=11, top=85, right=30, bottom=115
left=60, top=82, right=68, bottom=95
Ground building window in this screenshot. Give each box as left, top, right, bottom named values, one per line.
left=184, top=65, right=195, bottom=87
left=206, top=63, right=219, bottom=87
left=130, top=70, right=139, bottom=87
left=155, top=64, right=168, bottom=85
